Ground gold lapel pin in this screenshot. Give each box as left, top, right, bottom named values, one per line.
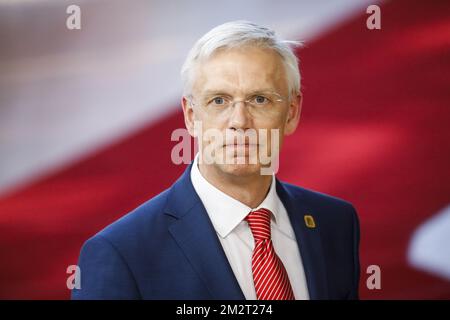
left=304, top=214, right=316, bottom=229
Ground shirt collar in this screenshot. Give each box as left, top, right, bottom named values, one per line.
left=190, top=154, right=279, bottom=238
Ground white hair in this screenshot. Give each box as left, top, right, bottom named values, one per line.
left=181, top=20, right=303, bottom=98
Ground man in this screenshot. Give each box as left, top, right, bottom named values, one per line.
left=72, top=21, right=360, bottom=300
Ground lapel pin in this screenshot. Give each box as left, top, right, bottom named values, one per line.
left=304, top=214, right=316, bottom=229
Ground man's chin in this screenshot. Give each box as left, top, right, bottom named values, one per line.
left=216, top=160, right=262, bottom=177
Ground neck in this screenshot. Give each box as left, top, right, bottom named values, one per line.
left=198, top=163, right=273, bottom=208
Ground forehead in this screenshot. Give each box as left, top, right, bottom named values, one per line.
left=193, top=46, right=288, bottom=95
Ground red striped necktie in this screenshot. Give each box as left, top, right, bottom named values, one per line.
left=245, top=208, right=295, bottom=300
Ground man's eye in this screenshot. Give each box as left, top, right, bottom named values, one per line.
left=212, top=97, right=226, bottom=105
left=253, top=95, right=269, bottom=104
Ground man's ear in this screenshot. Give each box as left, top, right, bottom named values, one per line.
left=284, top=92, right=302, bottom=135
left=181, top=96, right=196, bottom=137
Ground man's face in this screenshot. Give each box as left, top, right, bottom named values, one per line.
left=182, top=46, right=301, bottom=177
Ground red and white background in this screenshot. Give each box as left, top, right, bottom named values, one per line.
left=0, top=0, right=449, bottom=299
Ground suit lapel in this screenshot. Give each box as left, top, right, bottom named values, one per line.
left=165, top=164, right=245, bottom=300
left=276, top=180, right=329, bottom=299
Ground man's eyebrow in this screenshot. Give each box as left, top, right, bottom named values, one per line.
left=201, top=90, right=232, bottom=96
left=201, top=88, right=278, bottom=96
left=248, top=88, right=280, bottom=95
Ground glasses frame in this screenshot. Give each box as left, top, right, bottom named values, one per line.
left=187, top=91, right=286, bottom=110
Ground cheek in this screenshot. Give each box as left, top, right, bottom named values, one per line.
left=255, top=117, right=287, bottom=148
left=275, top=111, right=291, bottom=136
left=256, top=113, right=287, bottom=133
left=197, top=113, right=229, bottom=133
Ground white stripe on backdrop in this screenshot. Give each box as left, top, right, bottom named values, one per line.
left=0, top=0, right=379, bottom=195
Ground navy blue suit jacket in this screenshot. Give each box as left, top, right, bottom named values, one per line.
left=72, top=164, right=360, bottom=300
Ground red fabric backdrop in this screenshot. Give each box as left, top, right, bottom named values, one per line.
left=0, top=0, right=449, bottom=299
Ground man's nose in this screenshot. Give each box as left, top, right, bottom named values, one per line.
left=229, top=101, right=252, bottom=130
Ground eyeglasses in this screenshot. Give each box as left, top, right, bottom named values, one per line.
left=188, top=91, right=286, bottom=117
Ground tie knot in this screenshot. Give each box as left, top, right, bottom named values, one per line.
left=245, top=208, right=272, bottom=241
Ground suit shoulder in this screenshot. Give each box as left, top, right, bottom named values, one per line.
left=91, top=187, right=172, bottom=245
left=280, top=181, right=360, bottom=249
left=280, top=181, right=358, bottom=224
left=282, top=182, right=354, bottom=208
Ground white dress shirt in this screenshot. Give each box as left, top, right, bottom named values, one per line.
left=190, top=155, right=310, bottom=300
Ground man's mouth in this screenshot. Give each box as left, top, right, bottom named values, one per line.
left=224, top=142, right=258, bottom=147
